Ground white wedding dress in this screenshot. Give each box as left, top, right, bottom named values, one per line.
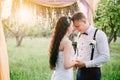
left=51, top=47, right=74, bottom=80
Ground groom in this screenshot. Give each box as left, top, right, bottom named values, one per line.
left=72, top=12, right=110, bottom=80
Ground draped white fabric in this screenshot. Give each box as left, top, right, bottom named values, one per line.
left=33, top=0, right=100, bottom=11
left=33, top=0, right=100, bottom=24
left=32, top=1, right=76, bottom=7
left=0, top=20, right=10, bottom=80
left=85, top=0, right=100, bottom=13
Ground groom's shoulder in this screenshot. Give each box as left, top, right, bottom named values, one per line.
left=94, top=28, right=107, bottom=39
left=96, top=29, right=106, bottom=35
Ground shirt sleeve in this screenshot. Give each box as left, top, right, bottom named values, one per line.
left=85, top=30, right=110, bottom=68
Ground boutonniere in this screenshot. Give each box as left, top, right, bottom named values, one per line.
left=89, top=40, right=96, bottom=46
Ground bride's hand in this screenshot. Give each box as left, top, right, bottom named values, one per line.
left=75, top=59, right=85, bottom=68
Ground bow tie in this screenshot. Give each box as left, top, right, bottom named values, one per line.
left=81, top=32, right=88, bottom=35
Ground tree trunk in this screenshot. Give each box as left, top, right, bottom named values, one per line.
left=102, top=26, right=107, bottom=33
left=108, top=25, right=115, bottom=44
left=108, top=17, right=115, bottom=44
left=108, top=33, right=114, bottom=44
left=113, top=27, right=119, bottom=42
left=2, top=19, right=25, bottom=47
left=15, top=35, right=24, bottom=47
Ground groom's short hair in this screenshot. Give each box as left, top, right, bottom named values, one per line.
left=72, top=12, right=86, bottom=22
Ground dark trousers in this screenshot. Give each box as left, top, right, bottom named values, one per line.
left=76, top=67, right=101, bottom=80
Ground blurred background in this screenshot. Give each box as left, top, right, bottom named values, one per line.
left=0, top=0, right=120, bottom=80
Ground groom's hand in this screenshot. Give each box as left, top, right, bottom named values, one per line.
left=73, top=65, right=77, bottom=70
left=76, top=59, right=85, bottom=68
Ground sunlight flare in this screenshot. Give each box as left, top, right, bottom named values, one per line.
left=1, top=0, right=12, bottom=19
left=18, top=7, right=33, bottom=24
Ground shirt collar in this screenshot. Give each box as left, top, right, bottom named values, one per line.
left=85, top=25, right=94, bottom=35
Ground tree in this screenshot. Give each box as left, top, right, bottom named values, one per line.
left=2, top=18, right=26, bottom=47
left=2, top=0, right=35, bottom=47
left=94, top=0, right=120, bottom=44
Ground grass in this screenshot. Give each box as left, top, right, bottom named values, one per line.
left=7, top=38, right=52, bottom=80
left=6, top=37, right=120, bottom=80
left=101, top=38, right=120, bottom=80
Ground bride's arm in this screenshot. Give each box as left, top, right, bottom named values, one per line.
left=63, top=40, right=77, bottom=69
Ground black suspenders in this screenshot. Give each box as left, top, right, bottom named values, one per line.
left=90, top=29, right=98, bottom=60
left=76, top=29, right=98, bottom=60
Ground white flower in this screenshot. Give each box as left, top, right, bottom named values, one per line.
left=90, top=40, right=96, bottom=45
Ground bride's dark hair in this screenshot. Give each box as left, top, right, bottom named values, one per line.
left=49, top=16, right=72, bottom=70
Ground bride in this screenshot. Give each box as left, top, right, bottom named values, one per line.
left=49, top=16, right=77, bottom=80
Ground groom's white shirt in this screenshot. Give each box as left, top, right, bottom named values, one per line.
left=76, top=25, right=110, bottom=68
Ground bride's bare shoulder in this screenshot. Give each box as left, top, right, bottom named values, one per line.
left=61, top=37, right=72, bottom=46
left=59, top=37, right=72, bottom=51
